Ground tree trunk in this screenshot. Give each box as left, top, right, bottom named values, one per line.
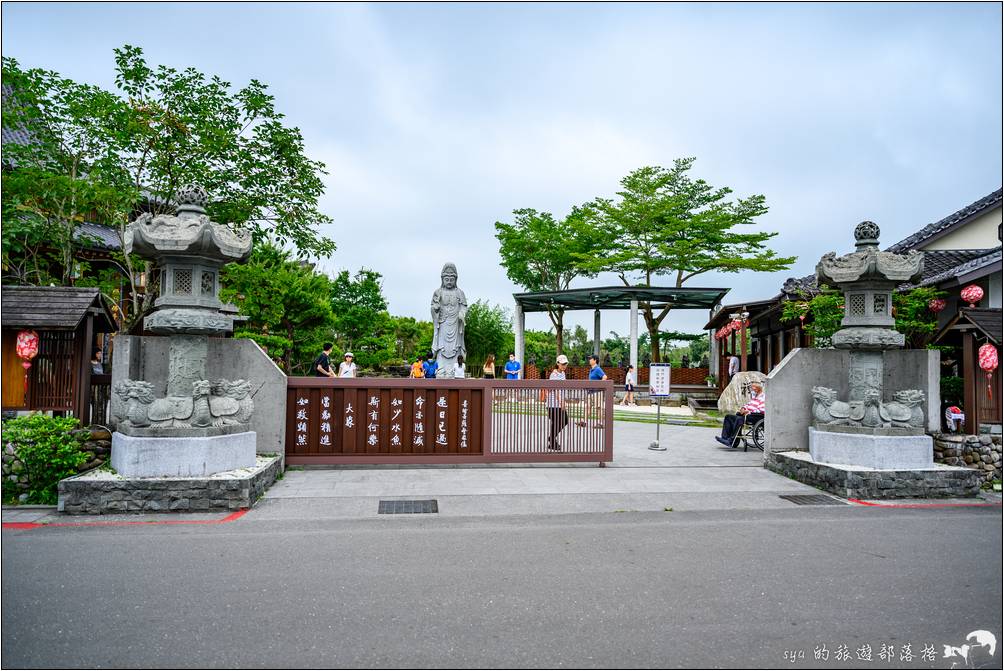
left=285, top=323, right=295, bottom=375
left=549, top=309, right=565, bottom=356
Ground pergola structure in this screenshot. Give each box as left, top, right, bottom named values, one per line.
left=512, top=286, right=730, bottom=374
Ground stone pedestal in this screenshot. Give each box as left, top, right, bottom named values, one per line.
left=809, top=427, right=933, bottom=470
left=766, top=450, right=981, bottom=499
left=111, top=431, right=256, bottom=478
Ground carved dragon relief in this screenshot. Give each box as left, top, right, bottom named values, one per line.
left=811, top=386, right=925, bottom=429
left=114, top=378, right=255, bottom=429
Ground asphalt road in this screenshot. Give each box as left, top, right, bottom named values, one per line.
left=2, top=506, right=1001, bottom=669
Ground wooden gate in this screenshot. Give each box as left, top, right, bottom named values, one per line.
left=285, top=377, right=614, bottom=465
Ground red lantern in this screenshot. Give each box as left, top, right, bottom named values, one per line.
left=928, top=298, right=946, bottom=313
left=961, top=284, right=984, bottom=308
left=978, top=343, right=998, bottom=400
left=15, top=329, right=40, bottom=394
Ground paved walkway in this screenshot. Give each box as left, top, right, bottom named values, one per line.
left=258, top=422, right=823, bottom=518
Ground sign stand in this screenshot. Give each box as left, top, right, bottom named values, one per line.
left=648, top=363, right=671, bottom=451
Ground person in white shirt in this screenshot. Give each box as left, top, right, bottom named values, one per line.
left=338, top=352, right=357, bottom=378
left=623, top=365, right=636, bottom=406
left=727, top=351, right=740, bottom=378
left=454, top=355, right=466, bottom=378
left=546, top=354, right=570, bottom=451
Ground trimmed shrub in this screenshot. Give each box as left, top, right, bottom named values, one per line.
left=2, top=414, right=89, bottom=504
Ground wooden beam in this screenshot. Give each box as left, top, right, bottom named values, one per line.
left=962, top=330, right=976, bottom=435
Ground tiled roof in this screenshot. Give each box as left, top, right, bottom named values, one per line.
left=962, top=309, right=1002, bottom=346
left=1, top=286, right=117, bottom=331
left=75, top=222, right=121, bottom=250
left=903, top=248, right=1001, bottom=289
left=887, top=189, right=1003, bottom=252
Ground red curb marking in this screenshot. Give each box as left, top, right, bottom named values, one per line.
left=2, top=508, right=249, bottom=531
left=848, top=498, right=1002, bottom=509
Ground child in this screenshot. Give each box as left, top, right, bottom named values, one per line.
left=411, top=356, right=425, bottom=379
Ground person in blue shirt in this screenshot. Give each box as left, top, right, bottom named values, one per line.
left=577, top=353, right=608, bottom=429
left=504, top=352, right=521, bottom=380
left=422, top=351, right=439, bottom=379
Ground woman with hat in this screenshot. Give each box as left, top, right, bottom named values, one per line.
left=338, top=352, right=357, bottom=378
left=546, top=354, right=570, bottom=451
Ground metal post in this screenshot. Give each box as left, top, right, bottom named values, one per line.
left=514, top=302, right=525, bottom=380
left=593, top=309, right=601, bottom=357
left=629, top=300, right=639, bottom=373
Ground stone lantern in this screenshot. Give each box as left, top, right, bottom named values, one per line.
left=110, top=186, right=257, bottom=477
left=809, top=221, right=931, bottom=467
left=816, top=221, right=923, bottom=407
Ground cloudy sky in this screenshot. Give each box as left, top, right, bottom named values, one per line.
left=3, top=2, right=1001, bottom=336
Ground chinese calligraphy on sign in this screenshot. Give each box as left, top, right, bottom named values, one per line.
left=287, top=386, right=483, bottom=455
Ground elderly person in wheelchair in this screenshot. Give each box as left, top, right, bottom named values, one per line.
left=715, top=382, right=765, bottom=450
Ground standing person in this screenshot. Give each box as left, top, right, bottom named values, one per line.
left=422, top=351, right=439, bottom=379
left=546, top=354, right=570, bottom=451
left=727, top=351, right=740, bottom=379
left=90, top=348, right=104, bottom=375
left=482, top=354, right=496, bottom=379
left=314, top=343, right=335, bottom=378
left=623, top=365, right=636, bottom=406
left=578, top=354, right=607, bottom=428
left=504, top=352, right=521, bottom=380
left=454, top=355, right=466, bottom=379
left=337, top=352, right=357, bottom=378
left=411, top=356, right=425, bottom=379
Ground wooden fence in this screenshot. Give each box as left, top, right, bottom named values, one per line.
left=285, top=378, right=614, bottom=465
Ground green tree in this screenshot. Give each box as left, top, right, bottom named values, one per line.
left=576, top=159, right=795, bottom=361
left=524, top=330, right=558, bottom=373
left=220, top=242, right=334, bottom=374
left=390, top=316, right=434, bottom=364
left=464, top=300, right=513, bottom=372
left=781, top=286, right=945, bottom=349
left=3, top=48, right=335, bottom=329
left=2, top=60, right=135, bottom=286
left=329, top=269, right=396, bottom=369
left=495, top=207, right=597, bottom=354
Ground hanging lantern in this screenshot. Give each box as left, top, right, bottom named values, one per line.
left=960, top=284, right=984, bottom=308
left=15, top=329, right=40, bottom=394
left=978, top=343, right=998, bottom=400
left=928, top=298, right=946, bottom=313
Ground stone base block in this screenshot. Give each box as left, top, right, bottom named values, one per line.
left=809, top=427, right=933, bottom=470
left=57, top=455, right=281, bottom=515
left=111, top=431, right=256, bottom=478
left=766, top=451, right=981, bottom=499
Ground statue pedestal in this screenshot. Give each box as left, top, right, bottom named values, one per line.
left=809, top=426, right=933, bottom=470
left=111, top=431, right=256, bottom=478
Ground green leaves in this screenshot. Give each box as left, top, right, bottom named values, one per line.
left=1, top=414, right=89, bottom=505
left=465, top=301, right=513, bottom=371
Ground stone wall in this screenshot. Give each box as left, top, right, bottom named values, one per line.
left=57, top=455, right=282, bottom=514
left=111, top=336, right=286, bottom=456
left=3, top=427, right=111, bottom=503
left=932, top=433, right=1001, bottom=485
left=763, top=349, right=850, bottom=455
left=766, top=451, right=981, bottom=499
left=763, top=348, right=941, bottom=457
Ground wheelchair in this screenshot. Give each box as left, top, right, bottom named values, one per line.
left=730, top=413, right=765, bottom=452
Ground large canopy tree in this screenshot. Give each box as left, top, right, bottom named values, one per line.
left=2, top=47, right=335, bottom=330
left=494, top=207, right=596, bottom=354
left=576, top=159, right=796, bottom=361
left=220, top=242, right=334, bottom=375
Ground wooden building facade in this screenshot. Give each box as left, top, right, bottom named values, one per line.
left=2, top=286, right=117, bottom=424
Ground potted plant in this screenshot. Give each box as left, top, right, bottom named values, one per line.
left=704, top=375, right=716, bottom=388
